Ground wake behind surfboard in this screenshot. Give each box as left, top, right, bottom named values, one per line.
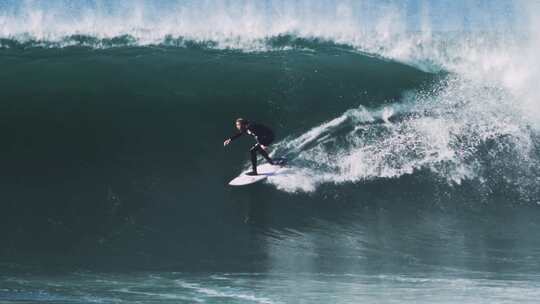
left=228, top=158, right=287, bottom=186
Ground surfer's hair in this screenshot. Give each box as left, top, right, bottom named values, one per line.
left=236, top=118, right=249, bottom=126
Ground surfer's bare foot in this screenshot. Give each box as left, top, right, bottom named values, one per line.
left=246, top=171, right=258, bottom=176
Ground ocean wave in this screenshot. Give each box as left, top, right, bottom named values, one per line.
left=0, top=1, right=539, bottom=207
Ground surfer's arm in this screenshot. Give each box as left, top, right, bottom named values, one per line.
left=224, top=132, right=243, bottom=146
left=229, top=132, right=243, bottom=141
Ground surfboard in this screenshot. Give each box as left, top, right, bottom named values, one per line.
left=228, top=160, right=286, bottom=186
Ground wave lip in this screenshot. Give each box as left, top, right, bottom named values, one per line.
left=0, top=0, right=531, bottom=72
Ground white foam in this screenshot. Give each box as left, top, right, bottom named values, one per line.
left=176, top=280, right=279, bottom=304
left=269, top=76, right=538, bottom=194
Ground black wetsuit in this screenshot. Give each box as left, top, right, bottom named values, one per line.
left=229, top=122, right=275, bottom=173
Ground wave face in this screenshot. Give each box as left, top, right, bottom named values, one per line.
left=1, top=2, right=540, bottom=300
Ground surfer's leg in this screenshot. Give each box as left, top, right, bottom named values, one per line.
left=258, top=146, right=274, bottom=165
left=249, top=144, right=259, bottom=174
left=257, top=138, right=274, bottom=165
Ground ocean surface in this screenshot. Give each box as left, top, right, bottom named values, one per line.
left=1, top=0, right=540, bottom=303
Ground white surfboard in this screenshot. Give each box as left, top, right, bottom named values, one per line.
left=228, top=163, right=285, bottom=186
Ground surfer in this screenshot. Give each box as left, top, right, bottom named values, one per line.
left=224, top=118, right=276, bottom=176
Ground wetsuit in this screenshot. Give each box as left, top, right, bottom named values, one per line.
left=229, top=122, right=275, bottom=173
